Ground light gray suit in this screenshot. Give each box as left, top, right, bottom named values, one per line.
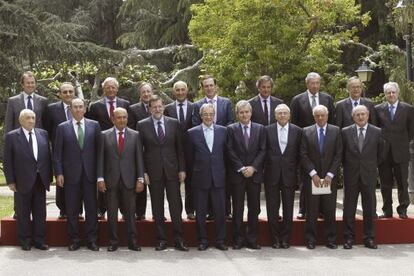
left=97, top=127, right=144, bottom=246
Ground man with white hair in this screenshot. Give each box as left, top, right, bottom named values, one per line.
left=375, top=82, right=414, bottom=219
left=300, top=105, right=342, bottom=250
left=4, top=109, right=52, bottom=251
left=290, top=72, right=335, bottom=220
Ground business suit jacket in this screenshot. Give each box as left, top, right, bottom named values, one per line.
left=4, top=128, right=52, bottom=193
left=44, top=101, right=68, bottom=146
left=128, top=102, right=150, bottom=129
left=375, top=101, right=414, bottom=163
left=5, top=92, right=48, bottom=133
left=53, top=119, right=101, bottom=184
left=86, top=97, right=130, bottom=131
left=264, top=123, right=302, bottom=187
left=164, top=101, right=194, bottom=131
left=192, top=96, right=235, bottom=126
left=97, top=127, right=144, bottom=189
left=248, top=95, right=284, bottom=125
left=290, top=91, right=335, bottom=128
left=226, top=122, right=266, bottom=184
left=137, top=116, right=185, bottom=181
left=188, top=124, right=227, bottom=189
left=342, top=124, right=383, bottom=187
left=335, top=97, right=377, bottom=128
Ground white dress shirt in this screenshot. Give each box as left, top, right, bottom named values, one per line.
left=23, top=92, right=35, bottom=109
left=105, top=97, right=117, bottom=117
left=175, top=100, right=188, bottom=121
left=72, top=118, right=85, bottom=139
left=202, top=123, right=214, bottom=152
left=307, top=91, right=319, bottom=107
left=259, top=94, right=271, bottom=123
left=152, top=116, right=166, bottom=136
left=22, top=127, right=38, bottom=160
left=277, top=123, right=289, bottom=154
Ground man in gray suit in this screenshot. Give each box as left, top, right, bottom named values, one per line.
left=97, top=108, right=145, bottom=252
left=5, top=71, right=48, bottom=219
left=301, top=105, right=342, bottom=249
left=342, top=105, right=383, bottom=249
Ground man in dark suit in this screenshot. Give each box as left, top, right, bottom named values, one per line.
left=128, top=82, right=153, bottom=220
left=97, top=107, right=145, bottom=252
left=375, top=82, right=414, bottom=219
left=342, top=105, right=383, bottom=250
left=86, top=77, right=130, bottom=220
left=300, top=105, right=342, bottom=249
left=264, top=104, right=302, bottom=249
left=227, top=100, right=266, bottom=250
left=4, top=109, right=52, bottom=251
left=137, top=95, right=188, bottom=251
left=54, top=98, right=101, bottom=251
left=44, top=82, right=76, bottom=220
left=290, top=72, right=335, bottom=220
left=335, top=77, right=377, bottom=128
left=5, top=71, right=48, bottom=219
left=248, top=75, right=283, bottom=126
left=164, top=80, right=195, bottom=220
left=192, top=75, right=235, bottom=219
left=188, top=103, right=228, bottom=251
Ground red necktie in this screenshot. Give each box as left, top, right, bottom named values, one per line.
left=109, top=100, right=115, bottom=119
left=118, top=131, right=124, bottom=154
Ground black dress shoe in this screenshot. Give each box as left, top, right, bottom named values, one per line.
left=246, top=243, right=261, bottom=250
left=97, top=213, right=105, bottom=220
left=187, top=213, right=196, bottom=220
left=107, top=245, right=118, bottom=252
left=68, top=242, right=81, bottom=251
left=135, top=215, right=146, bottom=221
left=34, top=243, right=49, bottom=250
left=198, top=243, right=208, bottom=251
left=155, top=241, right=167, bottom=251
left=296, top=213, right=306, bottom=220
left=13, top=213, right=17, bottom=220
left=233, top=243, right=243, bottom=250
left=378, top=213, right=392, bottom=219
left=281, top=242, right=290, bottom=249
left=364, top=239, right=378, bottom=249
left=206, top=214, right=215, bottom=221
left=175, top=241, right=189, bottom=251
left=343, top=240, right=353, bottom=249
left=271, top=242, right=281, bottom=249
left=306, top=242, right=315, bottom=249
left=399, top=212, right=408, bottom=219
left=326, top=242, right=338, bottom=249
left=58, top=213, right=67, bottom=220
left=128, top=244, right=141, bottom=251
left=87, top=242, right=99, bottom=251
left=226, top=214, right=233, bottom=221
left=215, top=243, right=228, bottom=251
left=78, top=215, right=85, bottom=220
left=21, top=244, right=31, bottom=251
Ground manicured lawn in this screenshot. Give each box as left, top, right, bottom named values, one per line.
left=0, top=196, right=13, bottom=219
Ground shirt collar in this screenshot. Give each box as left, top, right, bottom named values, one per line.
left=176, top=99, right=187, bottom=106
left=355, top=123, right=368, bottom=130
left=307, top=90, right=319, bottom=98
left=115, top=127, right=126, bottom=135
left=22, top=127, right=34, bottom=136
left=23, top=92, right=35, bottom=99
left=350, top=97, right=360, bottom=104
left=277, top=122, right=289, bottom=130
left=152, top=115, right=164, bottom=124
left=105, top=96, right=116, bottom=103
left=388, top=100, right=399, bottom=108
left=72, top=118, right=85, bottom=125
left=259, top=94, right=270, bottom=102
left=205, top=95, right=218, bottom=103
left=317, top=124, right=327, bottom=132
left=202, top=123, right=214, bottom=131
left=240, top=121, right=251, bottom=129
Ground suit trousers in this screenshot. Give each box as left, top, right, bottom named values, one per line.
left=148, top=173, right=184, bottom=243
left=379, top=149, right=410, bottom=215
left=135, top=185, right=147, bottom=218
left=195, top=185, right=226, bottom=245
left=97, top=191, right=107, bottom=216
left=56, top=186, right=83, bottom=216
left=65, top=170, right=98, bottom=243
left=343, top=179, right=376, bottom=242
left=16, top=175, right=46, bottom=246
left=184, top=172, right=195, bottom=215
left=265, top=181, right=295, bottom=244
left=106, top=180, right=137, bottom=246
left=231, top=178, right=261, bottom=244
left=305, top=181, right=337, bottom=244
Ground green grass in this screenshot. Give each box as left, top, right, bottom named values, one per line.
left=0, top=196, right=13, bottom=219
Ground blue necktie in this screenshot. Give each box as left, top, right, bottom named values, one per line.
left=27, top=95, right=33, bottom=110
left=319, top=127, right=325, bottom=154
left=389, top=105, right=395, bottom=121
left=66, top=106, right=72, bottom=120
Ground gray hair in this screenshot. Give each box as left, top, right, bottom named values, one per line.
left=383, top=82, right=399, bottom=94
left=305, top=72, right=321, bottom=83
left=173, top=80, right=188, bottom=90
left=199, top=103, right=215, bottom=116
left=19, top=109, right=35, bottom=121
left=351, top=104, right=369, bottom=116
left=274, top=103, right=290, bottom=114
left=312, top=104, right=328, bottom=116
left=102, top=77, right=119, bottom=88
left=113, top=107, right=128, bottom=116
left=235, top=100, right=252, bottom=113
left=347, top=76, right=361, bottom=88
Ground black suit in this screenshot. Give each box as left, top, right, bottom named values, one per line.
left=335, top=97, right=377, bottom=128
left=4, top=128, right=52, bottom=247
left=375, top=101, right=414, bottom=215
left=301, top=124, right=342, bottom=244
left=248, top=95, right=283, bottom=126
left=290, top=91, right=335, bottom=216
left=86, top=97, right=130, bottom=217
left=342, top=124, right=383, bottom=242
left=164, top=100, right=195, bottom=216
left=137, top=116, right=185, bottom=243
left=227, top=122, right=266, bottom=245
left=264, top=123, right=302, bottom=245
left=128, top=101, right=151, bottom=218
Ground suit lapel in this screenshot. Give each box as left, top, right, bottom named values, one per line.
left=199, top=125, right=211, bottom=153
left=350, top=125, right=359, bottom=153
left=18, top=93, right=25, bottom=111
left=302, top=93, right=313, bottom=115
left=346, top=99, right=353, bottom=116
left=311, top=125, right=320, bottom=157
left=110, top=127, right=119, bottom=156
left=17, top=128, right=36, bottom=161
left=149, top=117, right=160, bottom=144
left=393, top=102, right=402, bottom=121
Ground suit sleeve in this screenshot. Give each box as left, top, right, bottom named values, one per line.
left=327, top=96, right=335, bottom=125
left=368, top=102, right=377, bottom=126
left=226, top=100, right=235, bottom=125
left=226, top=127, right=244, bottom=171
left=290, top=98, right=299, bottom=126
left=192, top=103, right=201, bottom=126
left=334, top=103, right=343, bottom=128
left=175, top=121, right=186, bottom=172
left=127, top=106, right=137, bottom=129
left=96, top=132, right=105, bottom=179
left=136, top=131, right=145, bottom=179
left=300, top=131, right=316, bottom=174
left=3, top=133, right=15, bottom=184
left=4, top=99, right=14, bottom=133
left=328, top=128, right=343, bottom=176
left=407, top=104, right=414, bottom=141
left=53, top=126, right=64, bottom=176
left=251, top=126, right=266, bottom=170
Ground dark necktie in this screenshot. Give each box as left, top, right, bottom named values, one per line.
left=118, top=131, right=124, bottom=154
left=354, top=101, right=358, bottom=107
left=263, top=99, right=269, bottom=125
left=319, top=127, right=325, bottom=154
left=109, top=100, right=115, bottom=119
left=243, top=125, right=249, bottom=149
left=145, top=104, right=150, bottom=116
left=27, top=95, right=33, bottom=110
left=178, top=103, right=185, bottom=123
left=77, top=121, right=84, bottom=149
left=66, top=106, right=72, bottom=120
left=28, top=131, right=34, bottom=157
left=389, top=104, right=395, bottom=121
left=157, top=121, right=165, bottom=142
left=358, top=127, right=364, bottom=153
left=311, top=95, right=317, bottom=109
